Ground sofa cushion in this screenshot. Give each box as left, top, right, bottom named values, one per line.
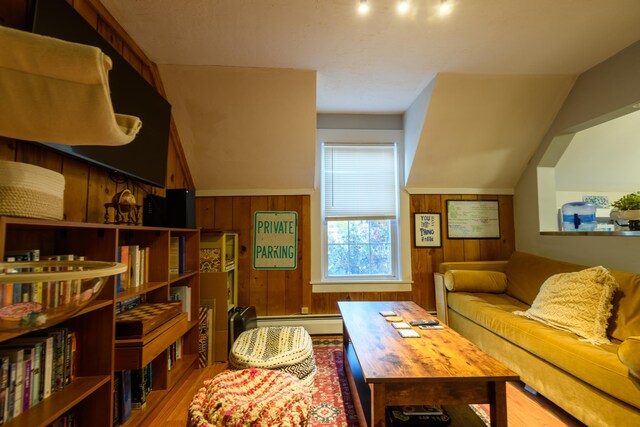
left=608, top=270, right=640, bottom=341
left=513, top=266, right=618, bottom=345
left=504, top=252, right=584, bottom=305
left=618, top=336, right=640, bottom=380
left=444, top=270, right=507, bottom=293
left=447, top=292, right=640, bottom=409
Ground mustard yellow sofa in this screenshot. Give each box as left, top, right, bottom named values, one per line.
left=434, top=251, right=640, bottom=427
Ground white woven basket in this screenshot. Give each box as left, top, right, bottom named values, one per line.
left=0, top=160, right=65, bottom=220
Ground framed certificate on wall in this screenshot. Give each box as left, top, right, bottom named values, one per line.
left=446, top=200, right=500, bottom=239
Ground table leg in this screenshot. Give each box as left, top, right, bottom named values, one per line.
left=489, top=381, right=508, bottom=427
left=370, top=383, right=386, bottom=427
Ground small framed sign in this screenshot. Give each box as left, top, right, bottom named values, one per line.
left=414, top=213, right=442, bottom=248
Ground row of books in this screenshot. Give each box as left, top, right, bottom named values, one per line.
left=2, top=250, right=85, bottom=310
left=167, top=337, right=184, bottom=371
left=169, top=236, right=187, bottom=276
left=0, top=327, right=76, bottom=423
left=113, top=363, right=153, bottom=426
left=116, top=245, right=150, bottom=293
left=169, top=286, right=191, bottom=322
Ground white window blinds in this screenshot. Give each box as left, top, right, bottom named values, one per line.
left=322, top=143, right=397, bottom=220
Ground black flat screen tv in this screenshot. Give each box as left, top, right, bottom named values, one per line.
left=29, top=0, right=171, bottom=188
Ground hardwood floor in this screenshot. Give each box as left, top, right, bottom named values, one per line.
left=480, top=382, right=586, bottom=427
left=145, top=362, right=228, bottom=426
left=149, top=350, right=585, bottom=426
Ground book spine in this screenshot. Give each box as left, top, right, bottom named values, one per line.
left=120, top=246, right=130, bottom=291
left=32, top=342, right=42, bottom=406
left=6, top=362, right=14, bottom=422
left=178, top=236, right=186, bottom=274
left=120, top=370, right=132, bottom=422
left=69, top=332, right=77, bottom=382
left=113, top=372, right=121, bottom=426
left=0, top=356, right=8, bottom=424
left=12, top=350, right=23, bottom=418
left=129, top=246, right=139, bottom=288
left=50, top=330, right=66, bottom=392
left=22, top=358, right=31, bottom=412
left=198, top=306, right=209, bottom=368
left=130, top=368, right=146, bottom=410
left=43, top=337, right=53, bottom=399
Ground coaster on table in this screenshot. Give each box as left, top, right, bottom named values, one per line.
left=398, top=329, right=420, bottom=338
left=379, top=310, right=397, bottom=317
left=391, top=322, right=412, bottom=329
left=384, top=316, right=404, bottom=322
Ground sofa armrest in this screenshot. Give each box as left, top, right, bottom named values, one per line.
left=438, top=260, right=508, bottom=274
left=434, top=273, right=449, bottom=324
left=433, top=268, right=507, bottom=324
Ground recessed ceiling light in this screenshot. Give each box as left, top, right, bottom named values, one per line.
left=439, top=0, right=452, bottom=15
left=358, top=0, right=370, bottom=15
left=397, top=0, right=409, bottom=15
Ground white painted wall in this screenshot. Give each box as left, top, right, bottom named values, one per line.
left=405, top=73, right=574, bottom=194
left=555, top=109, right=640, bottom=192
left=159, top=65, right=317, bottom=195
left=515, top=41, right=640, bottom=272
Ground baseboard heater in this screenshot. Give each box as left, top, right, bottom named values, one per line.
left=256, top=314, right=343, bottom=335
left=255, top=310, right=437, bottom=336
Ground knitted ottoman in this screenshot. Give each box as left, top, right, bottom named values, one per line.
left=189, top=368, right=311, bottom=426
left=229, top=326, right=317, bottom=387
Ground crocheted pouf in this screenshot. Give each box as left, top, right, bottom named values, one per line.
left=188, top=367, right=311, bottom=427
left=229, top=326, right=317, bottom=387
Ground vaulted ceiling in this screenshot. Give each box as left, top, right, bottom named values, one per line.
left=101, top=0, right=640, bottom=193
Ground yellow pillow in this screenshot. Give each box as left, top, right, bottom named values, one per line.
left=514, top=266, right=618, bottom=345
left=618, top=336, right=640, bottom=380
left=444, top=270, right=507, bottom=293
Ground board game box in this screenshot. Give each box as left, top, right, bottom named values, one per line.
left=116, top=302, right=182, bottom=338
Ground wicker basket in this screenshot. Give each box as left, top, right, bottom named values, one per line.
left=0, top=160, right=65, bottom=220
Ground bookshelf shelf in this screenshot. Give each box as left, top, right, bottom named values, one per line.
left=115, top=281, right=167, bottom=303
left=0, top=217, right=200, bottom=426
left=167, top=354, right=198, bottom=389
left=169, top=269, right=198, bottom=283
left=2, top=375, right=110, bottom=427
left=200, top=231, right=239, bottom=362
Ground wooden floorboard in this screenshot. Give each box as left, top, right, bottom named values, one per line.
left=150, top=342, right=586, bottom=427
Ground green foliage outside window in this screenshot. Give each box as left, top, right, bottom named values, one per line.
left=327, top=220, right=392, bottom=276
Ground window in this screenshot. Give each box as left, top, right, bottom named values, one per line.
left=321, top=143, right=398, bottom=279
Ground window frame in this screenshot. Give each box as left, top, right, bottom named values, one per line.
left=311, top=128, right=412, bottom=293
left=320, top=142, right=400, bottom=282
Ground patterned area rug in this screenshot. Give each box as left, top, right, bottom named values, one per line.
left=310, top=339, right=359, bottom=426
left=310, top=338, right=491, bottom=427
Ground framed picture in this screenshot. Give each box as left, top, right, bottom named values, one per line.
left=446, top=200, right=500, bottom=239
left=414, top=213, right=442, bottom=247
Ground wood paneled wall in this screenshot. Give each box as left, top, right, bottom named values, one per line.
left=195, top=196, right=312, bottom=316
left=0, top=0, right=193, bottom=224
left=197, top=194, right=515, bottom=316
left=410, top=194, right=516, bottom=311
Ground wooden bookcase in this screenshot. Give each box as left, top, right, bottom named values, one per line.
left=0, top=217, right=200, bottom=427
left=200, top=231, right=238, bottom=362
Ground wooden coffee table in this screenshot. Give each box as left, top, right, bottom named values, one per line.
left=338, top=301, right=519, bottom=427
